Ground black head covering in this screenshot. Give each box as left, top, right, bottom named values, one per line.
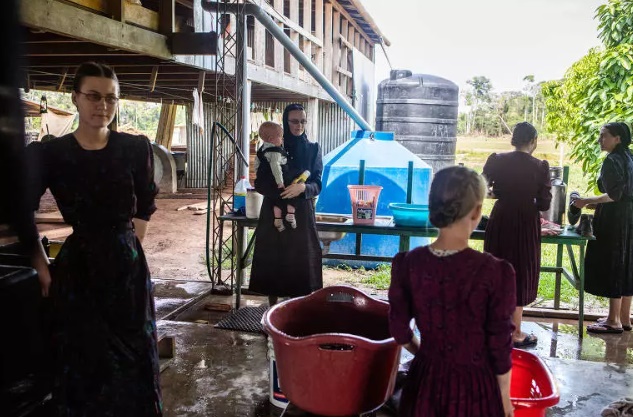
left=603, top=122, right=632, bottom=154
left=282, top=103, right=308, bottom=155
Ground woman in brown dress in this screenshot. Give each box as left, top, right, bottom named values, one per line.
left=483, top=122, right=552, bottom=348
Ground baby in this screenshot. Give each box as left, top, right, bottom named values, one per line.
left=256, top=121, right=296, bottom=232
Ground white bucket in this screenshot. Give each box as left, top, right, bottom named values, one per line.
left=246, top=189, right=264, bottom=219
left=267, top=337, right=288, bottom=409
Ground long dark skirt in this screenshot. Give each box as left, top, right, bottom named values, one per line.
left=484, top=201, right=541, bottom=306
left=249, top=197, right=323, bottom=297
left=50, top=226, right=162, bottom=417
left=585, top=200, right=633, bottom=298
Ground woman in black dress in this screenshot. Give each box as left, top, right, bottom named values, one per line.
left=573, top=122, right=633, bottom=334
left=483, top=122, right=552, bottom=348
left=250, top=103, right=323, bottom=306
left=28, top=62, right=162, bottom=416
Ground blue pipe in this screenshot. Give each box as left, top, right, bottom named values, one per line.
left=201, top=0, right=373, bottom=131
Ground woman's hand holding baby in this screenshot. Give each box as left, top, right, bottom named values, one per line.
left=281, top=183, right=305, bottom=199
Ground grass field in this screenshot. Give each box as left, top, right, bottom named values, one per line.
left=335, top=135, right=608, bottom=312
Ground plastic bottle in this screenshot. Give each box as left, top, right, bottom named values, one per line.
left=233, top=176, right=250, bottom=213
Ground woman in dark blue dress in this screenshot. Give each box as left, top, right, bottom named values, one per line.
left=28, top=62, right=162, bottom=416
left=250, top=103, right=323, bottom=306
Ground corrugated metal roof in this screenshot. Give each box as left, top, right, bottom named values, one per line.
left=337, top=0, right=390, bottom=46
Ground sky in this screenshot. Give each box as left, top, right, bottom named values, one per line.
left=361, top=0, right=605, bottom=93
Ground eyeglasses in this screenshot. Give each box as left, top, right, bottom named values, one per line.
left=76, top=91, right=120, bottom=105
left=289, top=119, right=308, bottom=125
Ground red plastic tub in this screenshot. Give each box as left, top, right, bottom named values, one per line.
left=262, top=286, right=400, bottom=416
left=511, top=349, right=560, bottom=417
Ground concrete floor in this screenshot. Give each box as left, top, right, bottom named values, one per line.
left=154, top=280, right=633, bottom=417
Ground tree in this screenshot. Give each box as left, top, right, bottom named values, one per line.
left=543, top=0, right=633, bottom=190
left=465, top=76, right=493, bottom=134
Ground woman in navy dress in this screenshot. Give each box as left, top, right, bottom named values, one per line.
left=483, top=122, right=551, bottom=347
left=250, top=103, right=323, bottom=306
left=28, top=62, right=162, bottom=417
left=389, top=166, right=516, bottom=417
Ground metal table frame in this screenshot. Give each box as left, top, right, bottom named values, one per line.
left=220, top=214, right=591, bottom=337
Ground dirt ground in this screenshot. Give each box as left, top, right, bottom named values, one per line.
left=143, top=198, right=365, bottom=291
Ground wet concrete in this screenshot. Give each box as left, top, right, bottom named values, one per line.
left=153, top=279, right=213, bottom=320
left=155, top=291, right=633, bottom=417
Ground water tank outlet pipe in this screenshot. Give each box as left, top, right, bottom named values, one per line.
left=201, top=0, right=372, bottom=131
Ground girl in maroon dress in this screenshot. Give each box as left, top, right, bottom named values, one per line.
left=389, top=166, right=516, bottom=417
left=483, top=122, right=551, bottom=348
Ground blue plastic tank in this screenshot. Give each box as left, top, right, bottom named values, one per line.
left=316, top=130, right=433, bottom=267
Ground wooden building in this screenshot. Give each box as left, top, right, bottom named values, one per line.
left=19, top=0, right=389, bottom=188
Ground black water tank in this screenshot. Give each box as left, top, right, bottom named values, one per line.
left=376, top=70, right=459, bottom=173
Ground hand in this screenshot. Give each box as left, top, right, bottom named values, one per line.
left=35, top=264, right=52, bottom=297
left=573, top=198, right=587, bottom=209
left=280, top=183, right=306, bottom=199
left=502, top=398, right=514, bottom=417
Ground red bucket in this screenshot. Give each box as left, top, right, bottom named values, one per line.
left=510, top=349, right=560, bottom=417
left=262, top=286, right=400, bottom=416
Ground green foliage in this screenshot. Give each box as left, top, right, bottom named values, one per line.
left=543, top=0, right=633, bottom=190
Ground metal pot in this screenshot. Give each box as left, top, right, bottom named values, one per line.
left=541, top=167, right=566, bottom=224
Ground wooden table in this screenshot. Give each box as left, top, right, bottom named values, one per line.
left=219, top=214, right=593, bottom=337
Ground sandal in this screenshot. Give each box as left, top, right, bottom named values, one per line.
left=597, top=317, right=632, bottom=331
left=587, top=323, right=624, bottom=334
left=513, top=334, right=538, bottom=348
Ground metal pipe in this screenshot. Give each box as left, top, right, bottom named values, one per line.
left=201, top=0, right=372, bottom=131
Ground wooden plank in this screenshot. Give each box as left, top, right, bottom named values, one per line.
left=258, top=1, right=322, bottom=48
left=57, top=68, right=69, bottom=91
left=253, top=20, right=266, bottom=65
left=289, top=0, right=299, bottom=76
left=125, top=3, right=159, bottom=30
left=330, top=0, right=373, bottom=47
left=64, top=0, right=108, bottom=12
left=332, top=9, right=341, bottom=88
left=159, top=0, right=175, bottom=34
left=112, top=0, right=125, bottom=21
left=149, top=66, right=159, bottom=92
left=20, top=0, right=172, bottom=60
left=336, top=66, right=352, bottom=78
left=273, top=0, right=284, bottom=73
left=302, top=0, right=312, bottom=61
left=323, top=2, right=333, bottom=85
left=39, top=226, right=73, bottom=240
left=339, top=34, right=353, bottom=51
left=314, top=0, right=324, bottom=71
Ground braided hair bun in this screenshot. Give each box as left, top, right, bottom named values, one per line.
left=429, top=166, right=487, bottom=228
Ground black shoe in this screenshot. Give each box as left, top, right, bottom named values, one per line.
left=568, top=191, right=582, bottom=226
left=576, top=214, right=595, bottom=239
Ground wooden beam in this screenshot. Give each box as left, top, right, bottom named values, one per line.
left=330, top=1, right=373, bottom=47
left=170, top=32, right=218, bottom=55
left=323, top=2, right=333, bottom=85
left=289, top=0, right=299, bottom=76
left=332, top=9, right=340, bottom=88
left=64, top=0, right=159, bottom=31
left=253, top=20, right=266, bottom=66
left=159, top=0, right=176, bottom=34
left=273, top=0, right=284, bottom=73
left=57, top=67, right=69, bottom=91
left=197, top=71, right=206, bottom=93
left=25, top=43, right=137, bottom=57
left=149, top=66, right=159, bottom=92
left=314, top=0, right=324, bottom=72
left=112, top=0, right=125, bottom=21
left=259, top=1, right=322, bottom=48
left=339, top=34, right=353, bottom=51
left=21, top=0, right=172, bottom=59
left=302, top=0, right=312, bottom=62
